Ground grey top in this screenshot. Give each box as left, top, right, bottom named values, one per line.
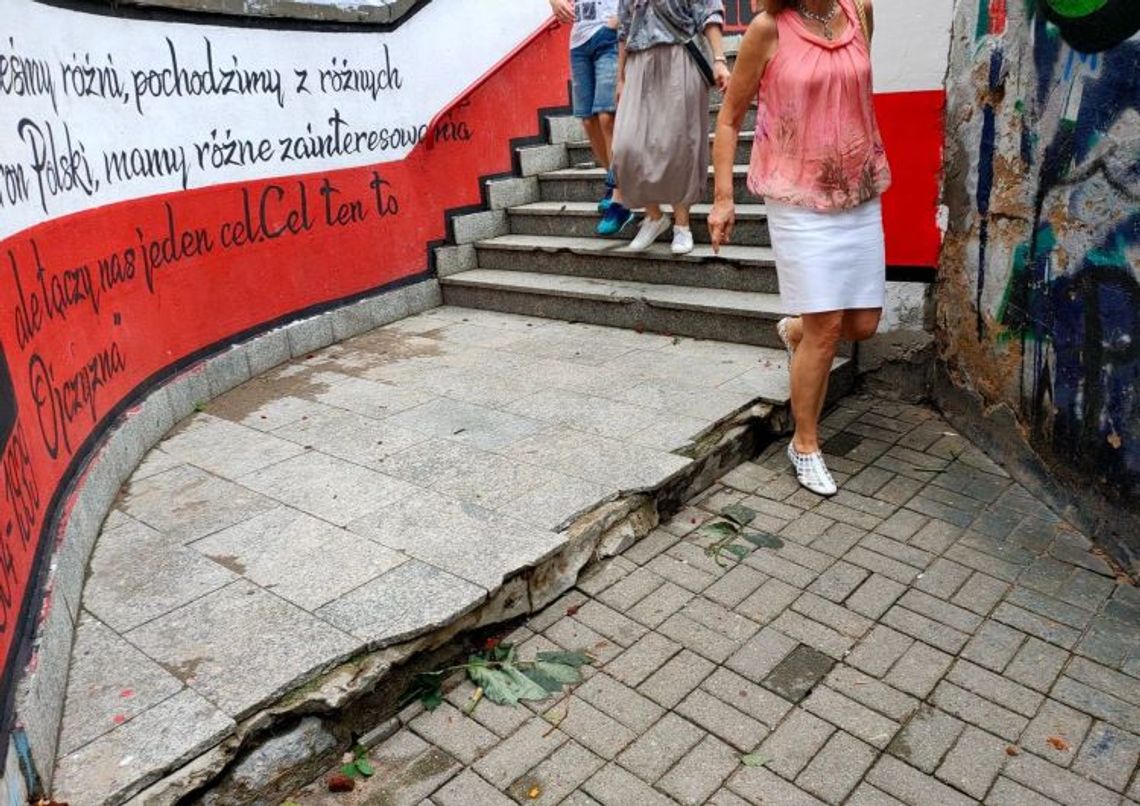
left=618, top=0, right=725, bottom=52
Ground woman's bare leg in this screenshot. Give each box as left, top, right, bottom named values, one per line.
left=791, top=311, right=844, bottom=454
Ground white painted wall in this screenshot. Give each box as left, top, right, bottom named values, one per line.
left=0, top=0, right=551, bottom=240
left=871, top=0, right=954, bottom=93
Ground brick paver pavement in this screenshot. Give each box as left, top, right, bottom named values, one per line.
left=297, top=395, right=1140, bottom=806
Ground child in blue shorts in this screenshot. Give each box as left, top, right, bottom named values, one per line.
left=550, top=0, right=635, bottom=235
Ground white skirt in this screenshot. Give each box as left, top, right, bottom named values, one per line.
left=764, top=197, right=886, bottom=315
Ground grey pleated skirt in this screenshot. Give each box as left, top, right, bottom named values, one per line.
left=612, top=44, right=710, bottom=208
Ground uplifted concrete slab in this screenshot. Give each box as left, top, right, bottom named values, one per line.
left=53, top=306, right=820, bottom=804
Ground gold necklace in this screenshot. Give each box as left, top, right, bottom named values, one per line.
left=797, top=1, right=841, bottom=40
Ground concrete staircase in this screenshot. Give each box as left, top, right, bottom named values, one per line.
left=435, top=76, right=840, bottom=359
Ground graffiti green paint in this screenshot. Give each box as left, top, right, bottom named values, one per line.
left=1044, top=0, right=1108, bottom=18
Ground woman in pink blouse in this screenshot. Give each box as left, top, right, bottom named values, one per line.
left=709, top=0, right=890, bottom=496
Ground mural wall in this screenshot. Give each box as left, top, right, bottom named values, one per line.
left=939, top=0, right=1140, bottom=564
left=0, top=0, right=567, bottom=728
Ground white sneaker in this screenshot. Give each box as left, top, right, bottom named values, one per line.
left=671, top=226, right=694, bottom=255
left=787, top=443, right=838, bottom=496
left=628, top=215, right=672, bottom=251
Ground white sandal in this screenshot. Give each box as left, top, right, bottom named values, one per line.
left=787, top=443, right=838, bottom=496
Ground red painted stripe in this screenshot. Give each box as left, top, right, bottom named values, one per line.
left=876, top=89, right=945, bottom=269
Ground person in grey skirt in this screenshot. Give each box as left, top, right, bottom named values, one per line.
left=609, top=0, right=730, bottom=255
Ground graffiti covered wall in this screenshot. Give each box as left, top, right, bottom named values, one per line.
left=0, top=0, right=569, bottom=737
left=938, top=0, right=1140, bottom=566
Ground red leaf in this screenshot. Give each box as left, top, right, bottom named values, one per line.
left=120, top=689, right=135, bottom=698
left=112, top=715, right=126, bottom=725
left=566, top=604, right=581, bottom=617
left=327, top=773, right=355, bottom=792
left=483, top=637, right=501, bottom=651
left=1005, top=746, right=1020, bottom=756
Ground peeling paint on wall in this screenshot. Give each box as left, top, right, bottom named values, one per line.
left=939, top=0, right=1140, bottom=524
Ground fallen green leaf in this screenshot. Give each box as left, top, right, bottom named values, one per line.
left=522, top=666, right=567, bottom=694
left=740, top=753, right=772, bottom=767
left=503, top=665, right=552, bottom=702
left=722, top=503, right=758, bottom=526
left=421, top=688, right=444, bottom=711
left=341, top=762, right=359, bottom=778
left=742, top=531, right=785, bottom=549
left=698, top=521, right=739, bottom=539
left=535, top=650, right=592, bottom=669
left=725, top=544, right=750, bottom=560
left=469, top=664, right=520, bottom=706
left=355, top=758, right=375, bottom=777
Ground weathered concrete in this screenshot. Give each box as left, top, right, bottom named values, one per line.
left=936, top=2, right=1140, bottom=572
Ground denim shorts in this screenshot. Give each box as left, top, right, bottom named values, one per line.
left=571, top=25, right=619, bottom=119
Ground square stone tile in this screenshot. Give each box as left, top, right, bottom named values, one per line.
left=271, top=404, right=431, bottom=467
left=505, top=425, right=691, bottom=490
left=506, top=388, right=663, bottom=440
left=316, top=560, right=486, bottom=647
left=58, top=616, right=184, bottom=756
left=308, top=370, right=436, bottom=418
left=348, top=492, right=564, bottom=589
left=239, top=451, right=419, bottom=526
left=52, top=689, right=234, bottom=805
left=159, top=413, right=306, bottom=478
left=494, top=472, right=611, bottom=531
left=375, top=438, right=555, bottom=510
left=85, top=517, right=238, bottom=633
left=120, top=465, right=277, bottom=543
left=385, top=397, right=546, bottom=451
left=192, top=506, right=408, bottom=610
left=126, top=580, right=357, bottom=718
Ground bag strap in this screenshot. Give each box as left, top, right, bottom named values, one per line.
left=852, top=0, right=871, bottom=44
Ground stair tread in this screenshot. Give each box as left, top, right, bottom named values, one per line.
left=567, top=131, right=755, bottom=149
left=475, top=234, right=774, bottom=264
left=441, top=269, right=784, bottom=317
left=509, top=201, right=767, bottom=219
left=542, top=165, right=749, bottom=180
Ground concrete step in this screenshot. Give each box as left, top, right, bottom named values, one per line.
left=506, top=201, right=771, bottom=248
left=475, top=233, right=777, bottom=293
left=539, top=165, right=754, bottom=204
left=546, top=104, right=756, bottom=145
left=568, top=131, right=755, bottom=167
left=440, top=269, right=787, bottom=348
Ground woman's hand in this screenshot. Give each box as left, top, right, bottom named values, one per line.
left=713, top=60, right=731, bottom=93
left=708, top=198, right=736, bottom=254
left=550, top=0, right=574, bottom=24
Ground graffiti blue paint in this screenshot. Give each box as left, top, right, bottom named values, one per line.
left=991, top=11, right=1140, bottom=499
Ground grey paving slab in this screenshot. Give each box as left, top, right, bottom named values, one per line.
left=385, top=397, right=547, bottom=451
left=53, top=688, right=234, bottom=804
left=85, top=516, right=238, bottom=633
left=159, top=413, right=306, bottom=478
left=316, top=560, right=487, bottom=648
left=192, top=506, right=408, bottom=611
left=120, top=464, right=278, bottom=544
left=125, top=580, right=357, bottom=718
left=238, top=450, right=420, bottom=526
left=348, top=491, right=564, bottom=589
left=271, top=403, right=432, bottom=467
left=57, top=616, right=184, bottom=757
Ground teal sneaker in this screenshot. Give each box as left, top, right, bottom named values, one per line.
left=597, top=188, right=614, bottom=213
left=596, top=203, right=634, bottom=236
